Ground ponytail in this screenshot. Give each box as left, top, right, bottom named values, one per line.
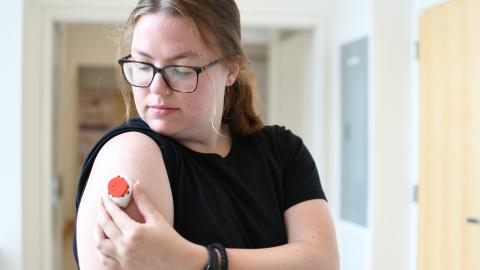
left=222, top=66, right=263, bottom=136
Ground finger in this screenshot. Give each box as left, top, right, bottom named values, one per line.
left=98, top=253, right=119, bottom=269
left=95, top=204, right=121, bottom=269
left=94, top=223, right=106, bottom=245
left=97, top=199, right=123, bottom=243
left=132, top=182, right=165, bottom=225
left=96, top=237, right=118, bottom=259
left=102, top=194, right=137, bottom=232
left=96, top=241, right=120, bottom=269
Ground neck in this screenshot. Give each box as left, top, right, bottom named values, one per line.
left=178, top=124, right=232, bottom=157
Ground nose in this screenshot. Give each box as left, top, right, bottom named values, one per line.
left=149, top=71, right=172, bottom=96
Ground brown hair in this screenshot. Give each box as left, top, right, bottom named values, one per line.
left=118, top=0, right=263, bottom=136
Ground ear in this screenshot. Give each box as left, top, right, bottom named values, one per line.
left=225, top=61, right=241, bottom=86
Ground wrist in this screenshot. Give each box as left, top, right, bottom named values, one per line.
left=187, top=242, right=209, bottom=270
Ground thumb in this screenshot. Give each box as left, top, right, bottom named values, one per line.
left=132, top=182, right=166, bottom=226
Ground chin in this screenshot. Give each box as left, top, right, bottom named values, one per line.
left=144, top=118, right=180, bottom=137
left=144, top=118, right=170, bottom=133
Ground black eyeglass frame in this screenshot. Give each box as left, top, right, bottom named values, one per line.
left=118, top=54, right=222, bottom=93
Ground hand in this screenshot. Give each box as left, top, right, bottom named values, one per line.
left=95, top=182, right=202, bottom=270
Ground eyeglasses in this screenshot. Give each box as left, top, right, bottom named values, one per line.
left=118, top=55, right=222, bottom=93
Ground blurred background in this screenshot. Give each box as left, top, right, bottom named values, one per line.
left=1, top=0, right=479, bottom=269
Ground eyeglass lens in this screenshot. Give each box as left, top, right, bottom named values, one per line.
left=122, top=62, right=197, bottom=92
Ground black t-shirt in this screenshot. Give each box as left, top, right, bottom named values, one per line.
left=73, top=117, right=326, bottom=266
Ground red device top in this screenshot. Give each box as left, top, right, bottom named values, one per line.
left=108, top=176, right=129, bottom=197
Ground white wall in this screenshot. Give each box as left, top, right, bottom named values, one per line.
left=417, top=0, right=449, bottom=12
left=0, top=1, right=23, bottom=270
left=330, top=0, right=415, bottom=270
left=329, top=0, right=373, bottom=217
left=372, top=1, right=414, bottom=270
left=329, top=0, right=373, bottom=269
left=269, top=31, right=312, bottom=137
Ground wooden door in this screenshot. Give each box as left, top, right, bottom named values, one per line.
left=418, top=0, right=480, bottom=269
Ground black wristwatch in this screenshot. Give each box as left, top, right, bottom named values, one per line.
left=204, top=245, right=219, bottom=270
left=209, top=243, right=228, bottom=270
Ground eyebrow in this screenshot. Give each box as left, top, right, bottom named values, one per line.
left=132, top=48, right=199, bottom=62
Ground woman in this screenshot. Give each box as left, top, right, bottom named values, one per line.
left=74, top=0, right=339, bottom=269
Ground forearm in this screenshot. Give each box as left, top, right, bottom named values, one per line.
left=191, top=242, right=339, bottom=270
left=228, top=242, right=338, bottom=270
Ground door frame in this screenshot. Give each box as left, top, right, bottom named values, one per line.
left=23, top=4, right=328, bottom=269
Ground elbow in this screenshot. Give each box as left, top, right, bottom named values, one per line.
left=318, top=250, right=340, bottom=270
left=308, top=242, right=340, bottom=270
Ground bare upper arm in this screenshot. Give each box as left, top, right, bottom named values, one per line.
left=284, top=199, right=339, bottom=267
left=76, top=131, right=174, bottom=269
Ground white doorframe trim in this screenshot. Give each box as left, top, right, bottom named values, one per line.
left=23, top=4, right=327, bottom=269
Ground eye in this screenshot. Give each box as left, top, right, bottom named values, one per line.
left=134, top=63, right=151, bottom=72
left=171, top=66, right=195, bottom=77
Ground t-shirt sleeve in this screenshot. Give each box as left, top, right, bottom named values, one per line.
left=278, top=126, right=327, bottom=211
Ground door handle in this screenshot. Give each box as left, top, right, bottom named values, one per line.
left=467, top=217, right=480, bottom=224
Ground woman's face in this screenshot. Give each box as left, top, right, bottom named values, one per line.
left=130, top=14, right=236, bottom=141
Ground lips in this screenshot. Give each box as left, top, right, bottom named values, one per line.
left=150, top=105, right=176, bottom=109
left=148, top=105, right=179, bottom=116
